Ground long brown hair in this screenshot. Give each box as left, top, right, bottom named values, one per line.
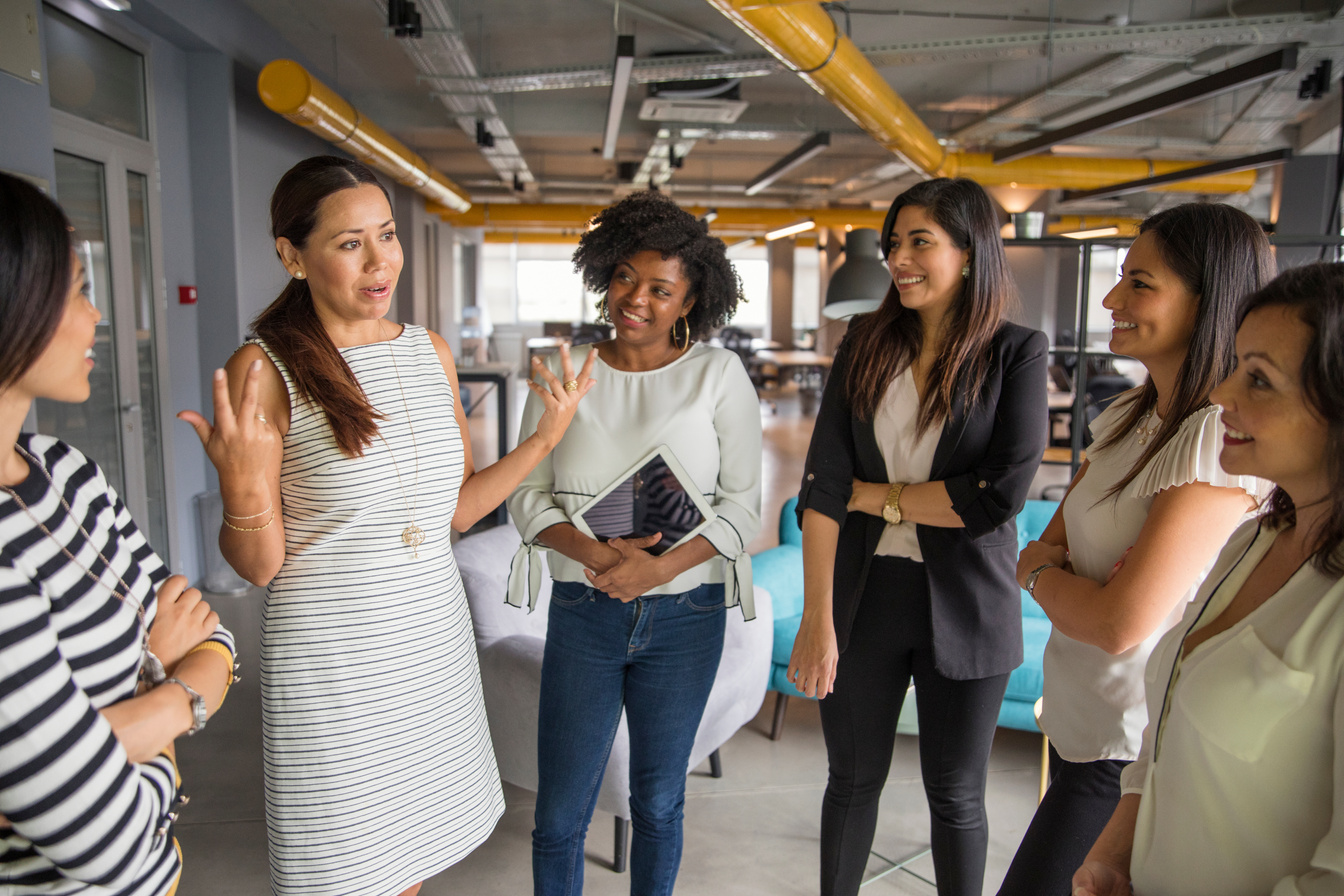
left=845, top=178, right=1015, bottom=432
left=1094, top=203, right=1274, bottom=500
left=252, top=156, right=391, bottom=457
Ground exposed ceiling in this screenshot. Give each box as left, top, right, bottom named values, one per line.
left=237, top=0, right=1344, bottom=228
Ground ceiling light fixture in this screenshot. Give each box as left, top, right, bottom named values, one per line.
left=994, top=48, right=1298, bottom=164
left=602, top=35, right=636, bottom=161
left=765, top=219, right=816, bottom=241
left=387, top=0, right=422, bottom=38
left=745, top=132, right=830, bottom=197
left=1060, top=226, right=1121, bottom=239
left=726, top=237, right=758, bottom=252
left=90, top=0, right=131, bottom=10
left=1059, top=149, right=1293, bottom=203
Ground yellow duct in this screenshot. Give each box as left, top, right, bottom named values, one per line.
left=430, top=202, right=888, bottom=233
left=1049, top=216, right=1143, bottom=237
left=702, top=0, right=1258, bottom=195
left=257, top=59, right=471, bottom=213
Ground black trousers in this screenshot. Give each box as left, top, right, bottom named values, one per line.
left=819, top=556, right=1010, bottom=896
left=995, top=744, right=1128, bottom=896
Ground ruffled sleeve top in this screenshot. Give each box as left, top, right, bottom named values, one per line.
left=1039, top=397, right=1269, bottom=762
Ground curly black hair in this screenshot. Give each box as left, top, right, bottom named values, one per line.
left=573, top=190, right=743, bottom=340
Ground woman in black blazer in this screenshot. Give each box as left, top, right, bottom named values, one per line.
left=791, top=178, right=1048, bottom=896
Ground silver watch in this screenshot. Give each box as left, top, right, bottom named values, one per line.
left=165, top=677, right=207, bottom=736
left=1024, top=562, right=1055, bottom=599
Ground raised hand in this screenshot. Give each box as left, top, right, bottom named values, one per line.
left=147, top=574, right=219, bottom=673
left=583, top=533, right=665, bottom=601
left=176, top=360, right=276, bottom=489
left=530, top=344, right=598, bottom=450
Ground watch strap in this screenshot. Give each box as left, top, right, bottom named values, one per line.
left=1025, top=562, right=1055, bottom=599
left=881, top=482, right=907, bottom=525
left=165, top=677, right=208, bottom=736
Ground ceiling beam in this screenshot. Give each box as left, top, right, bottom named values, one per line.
left=993, top=47, right=1300, bottom=163
left=1058, top=149, right=1292, bottom=202
left=744, top=132, right=830, bottom=197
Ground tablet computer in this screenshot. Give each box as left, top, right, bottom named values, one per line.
left=572, top=445, right=717, bottom=556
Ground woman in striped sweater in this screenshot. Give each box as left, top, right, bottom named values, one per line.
left=0, top=172, right=236, bottom=895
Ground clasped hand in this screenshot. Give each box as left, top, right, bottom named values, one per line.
left=147, top=574, right=219, bottom=673
left=583, top=533, right=665, bottom=602
left=1017, top=539, right=1069, bottom=589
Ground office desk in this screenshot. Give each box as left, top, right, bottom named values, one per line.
left=458, top=361, right=516, bottom=526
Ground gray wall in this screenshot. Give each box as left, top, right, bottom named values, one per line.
left=0, top=0, right=55, bottom=186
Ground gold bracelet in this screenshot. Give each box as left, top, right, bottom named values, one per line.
left=221, top=510, right=274, bottom=531
left=223, top=501, right=272, bottom=520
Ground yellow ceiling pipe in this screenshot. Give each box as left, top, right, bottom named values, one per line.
left=430, top=201, right=888, bottom=232
left=257, top=59, right=472, bottom=213
left=1048, top=216, right=1143, bottom=237
left=702, top=0, right=1257, bottom=195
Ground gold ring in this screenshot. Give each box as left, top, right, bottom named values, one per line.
left=563, top=380, right=579, bottom=393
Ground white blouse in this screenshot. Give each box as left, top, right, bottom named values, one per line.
left=872, top=369, right=940, bottom=560
left=507, top=343, right=762, bottom=616
left=1124, top=520, right=1344, bottom=896
left=1039, top=397, right=1267, bottom=762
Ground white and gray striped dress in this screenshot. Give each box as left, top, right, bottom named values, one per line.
left=256, top=326, right=503, bottom=896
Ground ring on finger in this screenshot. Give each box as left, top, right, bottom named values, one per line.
left=563, top=380, right=579, bottom=393
left=255, top=413, right=267, bottom=423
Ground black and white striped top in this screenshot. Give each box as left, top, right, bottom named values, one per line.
left=0, top=434, right=236, bottom=895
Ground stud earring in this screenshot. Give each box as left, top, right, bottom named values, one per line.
left=294, top=271, right=306, bottom=280
left=961, top=264, right=970, bottom=278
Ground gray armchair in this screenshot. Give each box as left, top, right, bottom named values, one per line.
left=453, top=524, right=773, bottom=872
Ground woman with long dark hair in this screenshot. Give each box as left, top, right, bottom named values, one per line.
left=789, top=177, right=1048, bottom=896
left=1000, top=204, right=1273, bottom=895
left=179, top=156, right=594, bottom=896
left=0, top=172, right=235, bottom=894
left=1076, top=262, right=1344, bottom=895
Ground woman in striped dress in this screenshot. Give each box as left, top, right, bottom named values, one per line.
left=0, top=174, right=236, bottom=893
left=178, top=156, right=595, bottom=896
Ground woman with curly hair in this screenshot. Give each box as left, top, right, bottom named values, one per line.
left=508, top=189, right=762, bottom=896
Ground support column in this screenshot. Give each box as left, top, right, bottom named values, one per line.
left=1276, top=154, right=1339, bottom=269
left=816, top=228, right=846, bottom=357
left=767, top=236, right=795, bottom=346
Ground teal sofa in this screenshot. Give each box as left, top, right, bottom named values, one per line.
left=755, top=497, right=1058, bottom=740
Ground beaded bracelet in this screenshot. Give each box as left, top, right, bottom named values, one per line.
left=222, top=509, right=274, bottom=532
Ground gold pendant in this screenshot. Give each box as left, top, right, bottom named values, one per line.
left=402, top=524, right=425, bottom=557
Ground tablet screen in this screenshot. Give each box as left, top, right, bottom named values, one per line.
left=578, top=453, right=707, bottom=556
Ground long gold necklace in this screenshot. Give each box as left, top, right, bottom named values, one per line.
left=2, top=443, right=165, bottom=682
left=377, top=321, right=425, bottom=558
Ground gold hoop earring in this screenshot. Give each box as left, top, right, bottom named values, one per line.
left=672, top=314, right=691, bottom=353
left=598, top=296, right=610, bottom=323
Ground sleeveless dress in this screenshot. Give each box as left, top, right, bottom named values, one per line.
left=255, top=326, right=503, bottom=896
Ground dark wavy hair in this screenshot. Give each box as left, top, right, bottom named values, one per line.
left=0, top=173, right=74, bottom=391
left=1095, top=202, right=1275, bottom=500
left=572, top=190, right=742, bottom=340
left=1237, top=263, right=1344, bottom=576
left=251, top=156, right=392, bottom=457
left=845, top=177, right=1016, bottom=432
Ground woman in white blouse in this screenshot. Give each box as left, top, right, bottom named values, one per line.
left=508, top=190, right=761, bottom=896
left=1000, top=204, right=1273, bottom=895
left=1075, top=262, right=1344, bottom=896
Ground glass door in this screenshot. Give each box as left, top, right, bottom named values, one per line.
left=44, top=128, right=176, bottom=563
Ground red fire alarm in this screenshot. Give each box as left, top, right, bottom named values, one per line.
left=178, top=285, right=198, bottom=305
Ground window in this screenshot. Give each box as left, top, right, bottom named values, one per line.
left=517, top=259, right=585, bottom=322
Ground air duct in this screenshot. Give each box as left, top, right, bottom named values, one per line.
left=702, top=0, right=1259, bottom=195
left=257, top=59, right=471, bottom=212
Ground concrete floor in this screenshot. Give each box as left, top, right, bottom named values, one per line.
left=172, top=384, right=1062, bottom=895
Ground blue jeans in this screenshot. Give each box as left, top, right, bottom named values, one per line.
left=533, top=580, right=727, bottom=896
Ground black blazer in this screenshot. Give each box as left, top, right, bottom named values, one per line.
left=798, top=320, right=1049, bottom=679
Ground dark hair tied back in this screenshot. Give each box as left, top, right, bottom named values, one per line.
left=0, top=173, right=75, bottom=391
left=251, top=156, right=392, bottom=457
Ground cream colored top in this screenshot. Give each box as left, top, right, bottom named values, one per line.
left=873, top=369, right=940, bottom=560
left=1124, top=519, right=1344, bottom=896
left=1039, top=398, right=1267, bottom=762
